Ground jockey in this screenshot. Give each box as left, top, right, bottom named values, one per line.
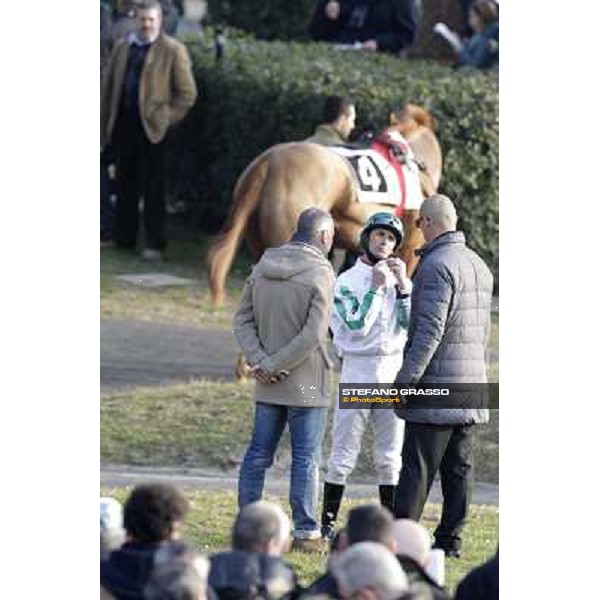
left=321, top=212, right=412, bottom=541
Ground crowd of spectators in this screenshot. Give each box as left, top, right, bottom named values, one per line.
left=100, top=483, right=498, bottom=600
left=307, top=0, right=499, bottom=67
left=309, top=0, right=422, bottom=55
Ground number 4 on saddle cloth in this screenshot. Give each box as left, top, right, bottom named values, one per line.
left=330, top=130, right=424, bottom=216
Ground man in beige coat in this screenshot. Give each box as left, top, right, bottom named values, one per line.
left=234, top=208, right=336, bottom=553
left=101, top=0, right=197, bottom=259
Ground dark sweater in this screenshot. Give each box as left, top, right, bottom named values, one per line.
left=209, top=551, right=298, bottom=600
left=301, top=571, right=340, bottom=599
left=454, top=551, right=499, bottom=600
left=121, top=41, right=151, bottom=113
left=101, top=542, right=161, bottom=600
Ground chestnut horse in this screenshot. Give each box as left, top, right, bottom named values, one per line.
left=207, top=104, right=442, bottom=305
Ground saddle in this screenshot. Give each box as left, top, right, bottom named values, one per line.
left=328, top=130, right=424, bottom=214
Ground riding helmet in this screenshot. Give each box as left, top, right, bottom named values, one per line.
left=359, top=212, right=404, bottom=252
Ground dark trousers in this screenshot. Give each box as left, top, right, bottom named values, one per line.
left=113, top=112, right=167, bottom=250
left=100, top=149, right=115, bottom=242
left=460, top=0, right=475, bottom=36
left=394, top=422, right=475, bottom=551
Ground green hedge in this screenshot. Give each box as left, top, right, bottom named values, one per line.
left=169, top=37, right=498, bottom=282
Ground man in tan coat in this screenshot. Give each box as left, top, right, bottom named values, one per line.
left=234, top=208, right=336, bottom=553
left=101, top=0, right=197, bottom=259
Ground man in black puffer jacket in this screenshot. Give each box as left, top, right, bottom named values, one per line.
left=209, top=502, right=299, bottom=600
left=393, top=194, right=494, bottom=558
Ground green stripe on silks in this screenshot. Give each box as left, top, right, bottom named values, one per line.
left=394, top=299, right=409, bottom=332
left=339, top=286, right=360, bottom=313
left=334, top=287, right=378, bottom=331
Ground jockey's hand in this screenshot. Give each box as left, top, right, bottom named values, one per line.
left=363, top=39, right=378, bottom=51
left=372, top=262, right=390, bottom=289
left=325, top=1, right=340, bottom=20
left=387, top=258, right=411, bottom=293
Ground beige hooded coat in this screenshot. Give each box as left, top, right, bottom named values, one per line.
left=234, top=242, right=335, bottom=408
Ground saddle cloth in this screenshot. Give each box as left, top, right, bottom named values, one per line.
left=330, top=132, right=424, bottom=215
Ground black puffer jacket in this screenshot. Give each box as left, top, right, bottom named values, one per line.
left=309, top=0, right=420, bottom=54
left=394, top=231, right=493, bottom=425
left=209, top=551, right=298, bottom=600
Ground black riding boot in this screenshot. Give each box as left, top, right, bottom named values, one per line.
left=379, top=484, right=396, bottom=514
left=321, top=482, right=345, bottom=540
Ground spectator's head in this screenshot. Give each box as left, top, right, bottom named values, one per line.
left=135, top=0, right=163, bottom=42
left=291, top=208, right=335, bottom=256
left=100, top=497, right=125, bottom=555
left=392, top=519, right=432, bottom=568
left=232, top=501, right=291, bottom=556
left=346, top=505, right=397, bottom=553
left=469, top=0, right=499, bottom=32
left=418, top=194, right=458, bottom=242
left=323, top=95, right=356, bottom=140
left=123, top=483, right=189, bottom=544
left=333, top=542, right=408, bottom=600
left=145, top=554, right=210, bottom=600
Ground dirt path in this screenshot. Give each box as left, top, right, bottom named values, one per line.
left=101, top=464, right=499, bottom=506
left=101, top=318, right=240, bottom=391
left=101, top=310, right=498, bottom=391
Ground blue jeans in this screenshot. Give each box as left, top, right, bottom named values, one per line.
left=238, top=402, right=327, bottom=539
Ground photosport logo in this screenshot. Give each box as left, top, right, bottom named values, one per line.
left=338, top=383, right=499, bottom=410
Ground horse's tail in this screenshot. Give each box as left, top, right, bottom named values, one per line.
left=206, top=154, right=269, bottom=306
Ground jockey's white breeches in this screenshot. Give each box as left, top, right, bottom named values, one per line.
left=325, top=354, right=405, bottom=485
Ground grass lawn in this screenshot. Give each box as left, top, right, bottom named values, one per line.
left=100, top=487, right=498, bottom=595
left=101, top=379, right=499, bottom=484
left=100, top=229, right=250, bottom=328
